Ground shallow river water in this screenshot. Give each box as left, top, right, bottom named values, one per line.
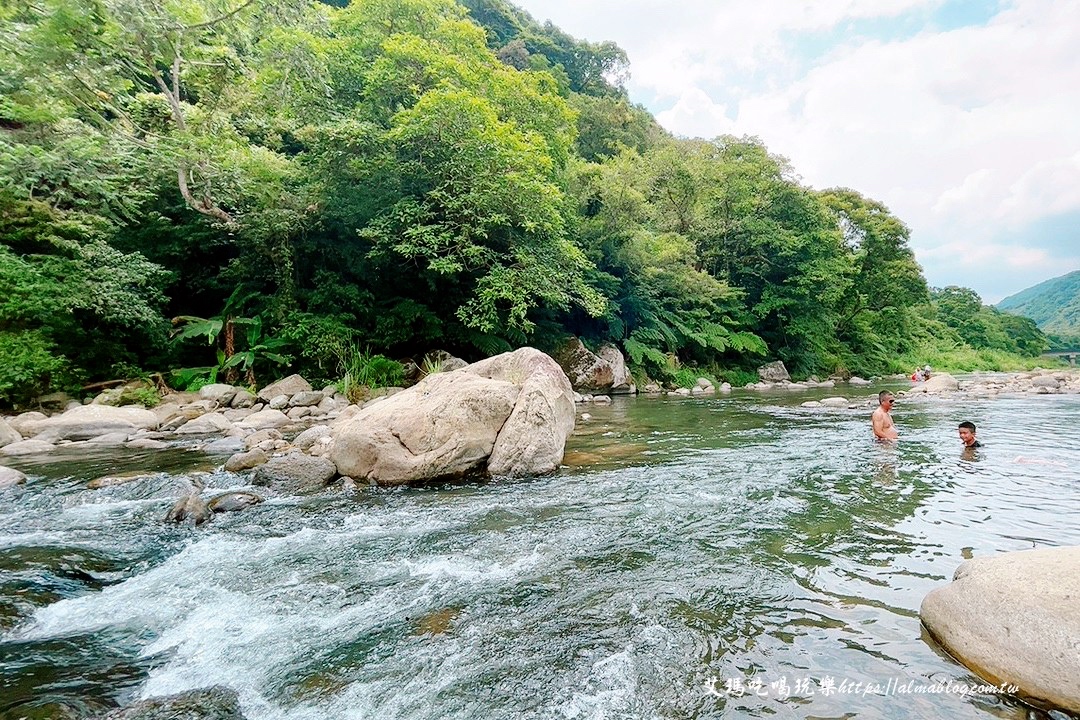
left=1, top=381, right=1078, bottom=719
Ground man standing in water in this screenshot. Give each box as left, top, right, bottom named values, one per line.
left=872, top=390, right=899, bottom=440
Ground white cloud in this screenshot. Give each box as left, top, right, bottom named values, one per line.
left=511, top=0, right=1080, bottom=299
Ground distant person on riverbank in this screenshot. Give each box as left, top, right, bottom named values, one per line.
left=872, top=391, right=899, bottom=440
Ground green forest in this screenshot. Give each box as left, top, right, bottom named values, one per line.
left=0, top=0, right=1052, bottom=408
left=997, top=270, right=1080, bottom=349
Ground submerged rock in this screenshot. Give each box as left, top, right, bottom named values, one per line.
left=208, top=492, right=264, bottom=513
left=164, top=492, right=212, bottom=525
left=253, top=451, right=336, bottom=494
left=94, top=685, right=247, bottom=719
left=920, top=546, right=1080, bottom=713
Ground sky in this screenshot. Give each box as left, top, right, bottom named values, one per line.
left=511, top=0, right=1080, bottom=303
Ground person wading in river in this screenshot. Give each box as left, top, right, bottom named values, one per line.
left=872, top=390, right=899, bottom=441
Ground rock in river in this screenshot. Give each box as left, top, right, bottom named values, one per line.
left=920, top=546, right=1080, bottom=713
left=93, top=685, right=247, bottom=719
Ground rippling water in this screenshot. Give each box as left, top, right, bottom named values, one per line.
left=2, top=382, right=1078, bottom=719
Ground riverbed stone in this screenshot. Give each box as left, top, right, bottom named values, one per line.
left=94, top=685, right=247, bottom=720
left=8, top=411, right=46, bottom=437
left=288, top=390, right=324, bottom=407
left=175, top=412, right=233, bottom=435
left=86, top=431, right=131, bottom=445
left=294, top=425, right=331, bottom=452
left=229, top=389, right=256, bottom=408
left=253, top=451, right=336, bottom=494
left=199, top=383, right=238, bottom=406
left=238, top=408, right=290, bottom=430
left=819, top=397, right=850, bottom=407
left=597, top=344, right=635, bottom=395
left=0, top=466, right=27, bottom=489
left=920, top=546, right=1080, bottom=713
left=1031, top=375, right=1061, bottom=389
left=0, top=417, right=21, bottom=448
left=224, top=447, right=268, bottom=472
left=126, top=438, right=169, bottom=450
left=164, top=492, right=212, bottom=525
left=1, top=439, right=55, bottom=456
left=915, top=372, right=960, bottom=393
left=848, top=376, right=871, bottom=386
left=21, top=405, right=159, bottom=441
left=757, top=360, right=790, bottom=382
left=244, top=428, right=282, bottom=450
left=202, top=436, right=247, bottom=455
left=208, top=492, right=264, bottom=513
left=257, top=374, right=311, bottom=402
left=554, top=336, right=614, bottom=393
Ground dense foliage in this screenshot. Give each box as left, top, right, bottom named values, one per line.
left=0, top=0, right=1050, bottom=406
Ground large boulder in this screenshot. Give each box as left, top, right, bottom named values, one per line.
left=597, top=344, right=635, bottom=395
left=915, top=372, right=960, bottom=394
left=256, top=374, right=311, bottom=402
left=0, top=466, right=28, bottom=489
left=920, top=546, right=1080, bottom=713
left=20, top=405, right=159, bottom=441
left=253, top=451, right=336, bottom=494
left=554, top=337, right=614, bottom=393
left=0, top=417, right=21, bottom=448
left=757, top=361, right=790, bottom=383
left=331, top=347, right=574, bottom=485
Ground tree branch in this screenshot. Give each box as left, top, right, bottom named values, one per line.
left=182, top=0, right=259, bottom=33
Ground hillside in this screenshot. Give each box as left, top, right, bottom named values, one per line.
left=998, top=270, right=1080, bottom=336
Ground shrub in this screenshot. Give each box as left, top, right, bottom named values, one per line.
left=0, top=330, right=71, bottom=407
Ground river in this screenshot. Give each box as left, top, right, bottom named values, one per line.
left=1, top=382, right=1078, bottom=719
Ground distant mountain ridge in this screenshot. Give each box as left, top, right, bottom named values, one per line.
left=997, top=270, right=1080, bottom=337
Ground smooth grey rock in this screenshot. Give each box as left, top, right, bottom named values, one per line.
left=20, top=405, right=159, bottom=441
left=554, top=337, right=613, bottom=393
left=848, top=376, right=872, bottom=386
left=268, top=394, right=289, bottom=410
left=0, top=417, right=21, bottom=447
left=8, top=411, right=47, bottom=437
left=244, top=428, right=282, bottom=450
left=164, top=493, right=212, bottom=525
left=222, top=408, right=254, bottom=422
left=288, top=390, right=324, bottom=407
left=597, top=344, right=634, bottom=395
left=286, top=406, right=311, bottom=420
left=256, top=374, right=312, bottom=402
left=208, top=492, right=264, bottom=513
left=294, top=425, right=332, bottom=452
left=801, top=401, right=822, bottom=408
left=253, top=452, right=336, bottom=494
left=175, top=412, right=233, bottom=435
left=229, top=389, right=256, bottom=408
left=224, top=447, right=268, bottom=472
left=757, top=361, right=790, bottom=382
left=911, top=372, right=960, bottom=394
left=332, top=347, right=574, bottom=485
left=202, top=436, right=246, bottom=455
left=126, top=438, right=169, bottom=450
left=1, top=439, right=55, bottom=456
left=0, top=466, right=28, bottom=489
left=237, top=409, right=290, bottom=430
left=86, top=432, right=130, bottom=445
left=198, top=383, right=238, bottom=406
left=819, top=397, right=850, bottom=407
left=1031, top=375, right=1061, bottom=389
left=718, top=382, right=732, bottom=393
left=920, top=546, right=1080, bottom=713
left=94, top=685, right=247, bottom=720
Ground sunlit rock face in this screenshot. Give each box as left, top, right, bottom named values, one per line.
left=331, top=348, right=575, bottom=486
left=920, top=546, right=1080, bottom=713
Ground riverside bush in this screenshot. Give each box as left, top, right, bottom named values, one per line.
left=0, top=330, right=71, bottom=407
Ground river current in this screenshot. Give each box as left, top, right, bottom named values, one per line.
left=1, top=381, right=1077, bottom=719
